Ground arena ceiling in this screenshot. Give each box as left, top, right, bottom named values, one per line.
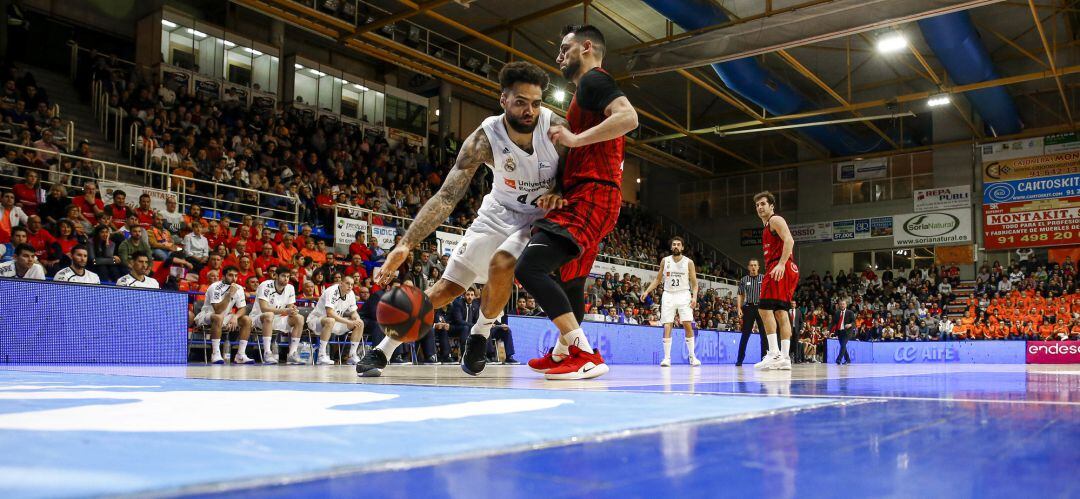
left=232, top=0, right=1080, bottom=175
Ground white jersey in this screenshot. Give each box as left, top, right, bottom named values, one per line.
left=479, top=107, right=560, bottom=217
left=0, top=261, right=46, bottom=280
left=250, top=280, right=295, bottom=316
left=662, top=255, right=692, bottom=294
left=309, top=284, right=357, bottom=320
left=200, top=281, right=247, bottom=316
left=54, top=267, right=101, bottom=284
left=117, top=274, right=160, bottom=289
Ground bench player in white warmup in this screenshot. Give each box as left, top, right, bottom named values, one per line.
left=193, top=266, right=252, bottom=364
left=307, top=275, right=364, bottom=366
left=243, top=266, right=304, bottom=364
left=643, top=236, right=700, bottom=367
left=116, top=252, right=160, bottom=289
left=53, top=245, right=100, bottom=284
left=364, top=61, right=567, bottom=377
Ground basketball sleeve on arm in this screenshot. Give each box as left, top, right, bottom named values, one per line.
left=576, top=70, right=625, bottom=113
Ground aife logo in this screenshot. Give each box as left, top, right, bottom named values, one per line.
left=895, top=346, right=918, bottom=362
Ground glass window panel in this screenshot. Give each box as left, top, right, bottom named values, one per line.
left=781, top=168, right=797, bottom=188
left=728, top=195, right=743, bottom=215
left=912, top=153, right=933, bottom=175
left=852, top=181, right=869, bottom=204
left=744, top=174, right=761, bottom=195
left=893, top=176, right=912, bottom=200
left=710, top=179, right=727, bottom=197
left=293, top=72, right=318, bottom=106
left=779, top=190, right=796, bottom=211
left=912, top=174, right=934, bottom=191
left=853, top=252, right=872, bottom=274
left=833, top=183, right=848, bottom=205
left=871, top=179, right=889, bottom=201
left=893, top=248, right=912, bottom=270
left=763, top=172, right=780, bottom=193
left=872, top=251, right=891, bottom=270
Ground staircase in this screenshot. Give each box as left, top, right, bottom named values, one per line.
left=24, top=64, right=128, bottom=166
left=946, top=279, right=976, bottom=318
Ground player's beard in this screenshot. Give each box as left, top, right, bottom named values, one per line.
left=505, top=113, right=538, bottom=134
left=561, top=59, right=581, bottom=80
left=672, top=248, right=682, bottom=256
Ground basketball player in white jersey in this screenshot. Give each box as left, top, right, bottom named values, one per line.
left=244, top=266, right=303, bottom=364
left=362, top=61, right=568, bottom=377
left=193, top=266, right=252, bottom=365
left=53, top=245, right=100, bottom=284
left=116, top=251, right=160, bottom=289
left=307, top=275, right=364, bottom=366
left=642, top=237, right=700, bottom=367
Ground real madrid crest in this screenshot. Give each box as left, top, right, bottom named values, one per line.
left=504, top=156, right=516, bottom=172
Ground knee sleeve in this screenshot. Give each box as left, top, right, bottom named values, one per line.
left=514, top=230, right=577, bottom=319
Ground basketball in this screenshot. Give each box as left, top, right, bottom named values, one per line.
left=377, top=285, right=434, bottom=343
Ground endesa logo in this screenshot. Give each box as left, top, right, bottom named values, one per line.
left=893, top=345, right=957, bottom=363
left=1026, top=341, right=1080, bottom=364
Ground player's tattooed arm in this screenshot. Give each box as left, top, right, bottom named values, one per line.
left=399, top=129, right=492, bottom=249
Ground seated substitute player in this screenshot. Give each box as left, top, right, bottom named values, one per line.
left=116, top=251, right=160, bottom=288
left=0, top=243, right=46, bottom=279
left=641, top=236, right=700, bottom=367
left=307, top=275, right=364, bottom=366
left=193, top=266, right=254, bottom=365
left=244, top=266, right=304, bottom=364
left=363, top=61, right=567, bottom=377
left=53, top=245, right=101, bottom=284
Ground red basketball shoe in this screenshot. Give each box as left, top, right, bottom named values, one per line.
left=543, top=346, right=609, bottom=380
left=528, top=348, right=564, bottom=373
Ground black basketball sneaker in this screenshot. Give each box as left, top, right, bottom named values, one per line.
left=356, top=349, right=388, bottom=377
left=460, top=334, right=489, bottom=376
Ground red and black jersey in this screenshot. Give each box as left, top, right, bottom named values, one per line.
left=761, top=215, right=793, bottom=268
left=565, top=67, right=626, bottom=190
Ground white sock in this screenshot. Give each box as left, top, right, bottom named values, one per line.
left=781, top=339, right=791, bottom=357
left=663, top=338, right=672, bottom=359
left=377, top=337, right=402, bottom=357
left=238, top=340, right=248, bottom=357
left=262, top=336, right=272, bottom=354
left=686, top=336, right=696, bottom=358
left=349, top=342, right=360, bottom=357
left=288, top=337, right=300, bottom=355
left=766, top=333, right=779, bottom=356
left=566, top=328, right=593, bottom=353
left=471, top=311, right=498, bottom=339
left=553, top=337, right=570, bottom=361
left=211, top=339, right=221, bottom=356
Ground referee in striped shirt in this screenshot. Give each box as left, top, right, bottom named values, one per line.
left=735, top=259, right=768, bottom=366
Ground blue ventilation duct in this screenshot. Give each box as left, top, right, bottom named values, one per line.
left=642, top=0, right=881, bottom=155
left=918, top=13, right=1022, bottom=136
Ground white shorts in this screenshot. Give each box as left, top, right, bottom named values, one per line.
left=443, top=195, right=538, bottom=287
left=306, top=316, right=351, bottom=336
left=250, top=313, right=290, bottom=332
left=660, top=292, right=694, bottom=324
left=194, top=312, right=237, bottom=329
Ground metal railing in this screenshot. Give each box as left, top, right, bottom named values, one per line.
left=0, top=141, right=300, bottom=230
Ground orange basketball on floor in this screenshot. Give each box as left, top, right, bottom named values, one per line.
left=377, top=285, right=434, bottom=343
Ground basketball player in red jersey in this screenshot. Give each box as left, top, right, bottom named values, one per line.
left=515, top=25, right=639, bottom=380
left=753, top=191, right=798, bottom=370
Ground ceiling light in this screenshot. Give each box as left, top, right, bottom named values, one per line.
left=353, top=84, right=369, bottom=92
left=244, top=47, right=263, bottom=56
left=927, top=94, right=951, bottom=107
left=553, top=89, right=566, bottom=103
left=876, top=32, right=907, bottom=53
left=294, top=63, right=304, bottom=70
left=435, top=109, right=440, bottom=117
left=308, top=69, right=325, bottom=77
left=161, top=20, right=177, bottom=29
left=636, top=177, right=641, bottom=184
left=186, top=28, right=208, bottom=38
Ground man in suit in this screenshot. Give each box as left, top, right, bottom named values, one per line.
left=833, top=299, right=856, bottom=365
left=790, top=300, right=805, bottom=363
left=451, top=287, right=482, bottom=347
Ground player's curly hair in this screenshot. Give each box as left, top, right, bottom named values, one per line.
left=498, top=61, right=549, bottom=92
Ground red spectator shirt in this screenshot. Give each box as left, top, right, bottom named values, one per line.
left=12, top=183, right=39, bottom=215
left=254, top=255, right=281, bottom=275
left=26, top=229, right=55, bottom=258
left=104, top=205, right=130, bottom=229
left=564, top=67, right=626, bottom=190
left=344, top=264, right=369, bottom=280
left=349, top=242, right=372, bottom=261
left=73, top=196, right=105, bottom=225
left=135, top=208, right=156, bottom=228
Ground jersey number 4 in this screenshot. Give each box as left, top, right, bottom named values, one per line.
left=516, top=194, right=539, bottom=207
